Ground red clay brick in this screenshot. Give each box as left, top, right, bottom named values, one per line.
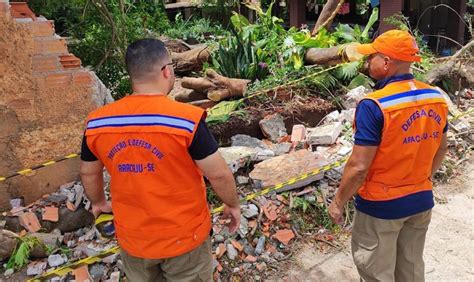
left=72, top=71, right=93, bottom=87
left=32, top=21, right=55, bottom=37
left=60, top=54, right=81, bottom=69
left=45, top=72, right=72, bottom=88
left=32, top=56, right=60, bottom=72
left=10, top=2, right=36, bottom=20
left=34, top=38, right=68, bottom=55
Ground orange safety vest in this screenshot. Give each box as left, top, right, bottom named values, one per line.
left=356, top=79, right=448, bottom=201
left=85, top=94, right=211, bottom=259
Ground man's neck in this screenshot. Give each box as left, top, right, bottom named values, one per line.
left=132, top=84, right=169, bottom=96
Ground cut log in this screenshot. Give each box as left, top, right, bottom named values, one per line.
left=174, top=90, right=207, bottom=103
left=181, top=77, right=217, bottom=93
left=304, top=46, right=341, bottom=65
left=189, top=99, right=217, bottom=109
left=206, top=69, right=251, bottom=97
left=208, top=88, right=232, bottom=102
left=171, top=46, right=211, bottom=74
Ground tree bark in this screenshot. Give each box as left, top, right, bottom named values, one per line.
left=304, top=46, right=341, bottom=65
left=171, top=46, right=211, bottom=74
left=311, top=0, right=344, bottom=36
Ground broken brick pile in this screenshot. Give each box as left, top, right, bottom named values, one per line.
left=0, top=1, right=113, bottom=211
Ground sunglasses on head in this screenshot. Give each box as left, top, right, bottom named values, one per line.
left=161, top=62, right=175, bottom=71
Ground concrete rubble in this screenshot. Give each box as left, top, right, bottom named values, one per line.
left=1, top=84, right=471, bottom=281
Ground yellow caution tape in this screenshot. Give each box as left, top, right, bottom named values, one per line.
left=0, top=152, right=81, bottom=182
left=27, top=158, right=347, bottom=281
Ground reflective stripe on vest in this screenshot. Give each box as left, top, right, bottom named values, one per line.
left=84, top=95, right=210, bottom=259
left=356, top=80, right=448, bottom=201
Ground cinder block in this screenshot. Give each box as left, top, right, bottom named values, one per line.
left=307, top=122, right=344, bottom=145
left=34, top=37, right=68, bottom=55
left=32, top=56, right=60, bottom=72
left=45, top=72, right=72, bottom=88
left=32, top=20, right=55, bottom=37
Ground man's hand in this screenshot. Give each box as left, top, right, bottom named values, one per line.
left=223, top=204, right=241, bottom=233
left=91, top=200, right=112, bottom=218
left=328, top=200, right=344, bottom=225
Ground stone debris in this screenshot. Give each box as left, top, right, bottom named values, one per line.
left=307, top=122, right=343, bottom=145
left=226, top=243, right=239, bottom=260
left=242, top=204, right=259, bottom=219
left=259, top=113, right=287, bottom=142
left=342, top=85, right=370, bottom=108
left=249, top=150, right=327, bottom=192
left=236, top=176, right=249, bottom=185
left=26, top=261, right=47, bottom=276
left=47, top=254, right=68, bottom=267
left=231, top=134, right=269, bottom=149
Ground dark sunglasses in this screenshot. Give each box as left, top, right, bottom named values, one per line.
left=161, top=62, right=175, bottom=71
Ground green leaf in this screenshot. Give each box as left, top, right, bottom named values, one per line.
left=230, top=12, right=250, bottom=32
left=206, top=99, right=246, bottom=124
left=348, top=73, right=375, bottom=89
left=361, top=7, right=379, bottom=42
left=335, top=62, right=361, bottom=80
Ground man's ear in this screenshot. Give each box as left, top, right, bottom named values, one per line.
left=162, top=65, right=172, bottom=79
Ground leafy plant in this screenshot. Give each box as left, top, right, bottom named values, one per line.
left=165, top=13, right=228, bottom=43
left=6, top=236, right=49, bottom=271
left=206, top=99, right=246, bottom=124
left=212, top=30, right=269, bottom=81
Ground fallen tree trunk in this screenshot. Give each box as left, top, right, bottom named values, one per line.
left=173, top=90, right=208, bottom=103
left=206, top=69, right=251, bottom=99
left=171, top=46, right=211, bottom=74
left=181, top=77, right=217, bottom=92
left=426, top=40, right=474, bottom=87
left=311, top=0, right=344, bottom=36
left=304, top=46, right=341, bottom=65
left=181, top=69, right=251, bottom=102
left=189, top=99, right=217, bottom=109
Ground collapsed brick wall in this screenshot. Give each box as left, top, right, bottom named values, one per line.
left=0, top=1, right=113, bottom=210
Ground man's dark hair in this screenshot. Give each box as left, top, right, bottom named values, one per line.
left=125, top=39, right=170, bottom=81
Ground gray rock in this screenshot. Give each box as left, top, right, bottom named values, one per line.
left=231, top=134, right=268, bottom=149
left=4, top=268, right=14, bottom=276
left=259, top=113, right=287, bottom=141
left=27, top=261, right=47, bottom=276
left=255, top=236, right=266, bottom=255
left=0, top=230, right=17, bottom=260
left=47, top=254, right=67, bottom=267
left=274, top=251, right=285, bottom=260
left=237, top=216, right=249, bottom=238
left=45, top=194, right=68, bottom=205
left=89, top=263, right=106, bottom=280
left=102, top=253, right=118, bottom=264
left=29, top=232, right=63, bottom=258
left=226, top=244, right=238, bottom=260
left=270, top=143, right=292, bottom=156
left=260, top=253, right=271, bottom=262
left=242, top=204, right=259, bottom=219
left=236, top=176, right=249, bottom=185
left=214, top=234, right=225, bottom=243
left=307, top=122, right=343, bottom=145
left=232, top=267, right=240, bottom=273
left=243, top=244, right=255, bottom=256
left=343, top=86, right=370, bottom=108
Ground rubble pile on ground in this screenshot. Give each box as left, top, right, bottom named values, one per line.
left=1, top=85, right=472, bottom=280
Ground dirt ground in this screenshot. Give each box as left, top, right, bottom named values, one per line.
left=273, top=157, right=474, bottom=281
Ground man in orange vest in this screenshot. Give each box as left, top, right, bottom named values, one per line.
left=329, top=30, right=449, bottom=281
left=80, top=39, right=240, bottom=281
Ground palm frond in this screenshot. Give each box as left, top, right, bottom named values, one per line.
left=335, top=62, right=361, bottom=81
